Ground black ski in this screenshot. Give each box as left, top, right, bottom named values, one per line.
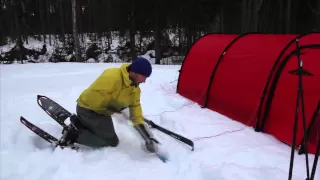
left=20, top=116, right=78, bottom=150
left=37, top=95, right=72, bottom=128
left=36, top=95, right=87, bottom=132
left=20, top=116, right=58, bottom=144
left=144, top=118, right=195, bottom=151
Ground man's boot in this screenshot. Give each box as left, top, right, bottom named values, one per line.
left=58, top=124, right=79, bottom=148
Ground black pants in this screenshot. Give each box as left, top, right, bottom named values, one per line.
left=75, top=104, right=119, bottom=147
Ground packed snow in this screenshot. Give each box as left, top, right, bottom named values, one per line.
left=0, top=63, right=318, bottom=180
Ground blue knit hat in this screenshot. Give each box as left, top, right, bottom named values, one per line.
left=129, top=57, right=152, bottom=77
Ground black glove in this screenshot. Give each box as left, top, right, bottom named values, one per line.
left=134, top=123, right=159, bottom=153
left=145, top=138, right=159, bottom=153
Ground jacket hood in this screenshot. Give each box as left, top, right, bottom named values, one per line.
left=120, top=63, right=133, bottom=87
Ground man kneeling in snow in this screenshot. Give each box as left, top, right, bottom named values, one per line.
left=63, top=57, right=159, bottom=153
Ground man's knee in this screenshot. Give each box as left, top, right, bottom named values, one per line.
left=107, top=135, right=119, bottom=147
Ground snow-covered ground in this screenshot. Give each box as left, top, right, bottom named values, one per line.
left=0, top=63, right=318, bottom=180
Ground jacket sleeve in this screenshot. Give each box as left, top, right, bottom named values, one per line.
left=129, top=88, right=144, bottom=126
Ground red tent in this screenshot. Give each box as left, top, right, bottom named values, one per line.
left=177, top=32, right=320, bottom=155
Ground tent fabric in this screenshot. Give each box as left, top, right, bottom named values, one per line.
left=259, top=45, right=320, bottom=155
left=305, top=107, right=320, bottom=154
left=177, top=34, right=238, bottom=105
left=177, top=32, right=320, bottom=155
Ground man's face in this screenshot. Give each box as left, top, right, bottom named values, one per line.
left=130, top=72, right=147, bottom=86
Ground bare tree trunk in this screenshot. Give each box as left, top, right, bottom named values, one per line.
left=316, top=0, right=320, bottom=31
left=286, top=0, right=291, bottom=33
left=13, top=0, right=23, bottom=64
left=0, top=24, right=4, bottom=45
left=178, top=25, right=182, bottom=55
left=179, top=6, right=183, bottom=55
left=220, top=6, right=224, bottom=32
left=88, top=0, right=92, bottom=36
left=247, top=0, right=252, bottom=31
left=154, top=1, right=161, bottom=64
left=139, top=31, right=143, bottom=52
left=21, top=0, right=29, bottom=45
left=107, top=0, right=112, bottom=50
left=75, top=1, right=83, bottom=44
left=130, top=0, right=136, bottom=61
left=241, top=0, right=247, bottom=33
left=46, top=0, right=51, bottom=45
left=278, top=1, right=284, bottom=33
left=58, top=0, right=65, bottom=46
left=72, top=0, right=81, bottom=62
left=252, top=0, right=260, bottom=32
left=186, top=27, right=191, bottom=50
left=39, top=0, right=46, bottom=43
left=22, top=13, right=28, bottom=44
left=92, top=0, right=98, bottom=42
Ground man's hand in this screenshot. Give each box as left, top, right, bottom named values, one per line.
left=144, top=137, right=160, bottom=153
left=134, top=123, right=160, bottom=153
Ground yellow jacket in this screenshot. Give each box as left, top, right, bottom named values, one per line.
left=76, top=64, right=144, bottom=125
